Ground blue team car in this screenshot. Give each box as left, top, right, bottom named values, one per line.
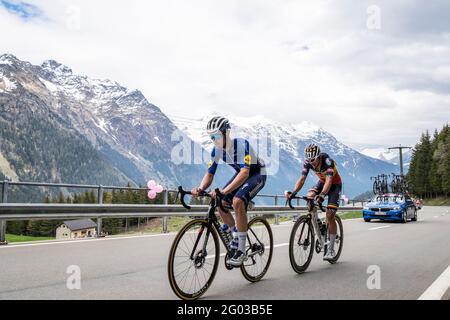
left=363, top=193, right=418, bottom=223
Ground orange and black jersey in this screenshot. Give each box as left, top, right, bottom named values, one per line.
left=302, top=153, right=342, bottom=185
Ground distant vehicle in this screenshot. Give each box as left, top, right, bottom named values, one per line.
left=363, top=194, right=417, bottom=223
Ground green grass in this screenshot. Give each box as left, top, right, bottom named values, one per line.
left=424, top=197, right=450, bottom=206
left=338, top=211, right=363, bottom=220
left=121, top=217, right=192, bottom=235
left=5, top=234, right=55, bottom=243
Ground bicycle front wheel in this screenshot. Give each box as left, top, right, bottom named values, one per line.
left=373, top=181, right=379, bottom=195
left=240, top=217, right=273, bottom=282
left=289, top=215, right=314, bottom=274
left=168, top=219, right=220, bottom=300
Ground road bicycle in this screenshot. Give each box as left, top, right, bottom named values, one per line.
left=372, top=174, right=390, bottom=195
left=390, top=173, right=401, bottom=194
left=371, top=176, right=381, bottom=195
left=379, top=174, right=390, bottom=194
left=390, top=173, right=410, bottom=194
left=167, top=186, right=273, bottom=300
left=286, top=193, right=344, bottom=274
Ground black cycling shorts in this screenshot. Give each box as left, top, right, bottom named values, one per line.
left=309, top=181, right=342, bottom=210
left=223, top=173, right=267, bottom=207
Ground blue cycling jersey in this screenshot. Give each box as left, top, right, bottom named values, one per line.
left=207, top=138, right=265, bottom=176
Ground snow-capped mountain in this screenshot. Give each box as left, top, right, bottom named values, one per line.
left=171, top=114, right=399, bottom=198
left=1, top=53, right=399, bottom=200
left=0, top=53, right=205, bottom=194
left=360, top=147, right=412, bottom=169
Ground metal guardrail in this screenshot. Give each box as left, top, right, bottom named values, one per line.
left=0, top=180, right=364, bottom=245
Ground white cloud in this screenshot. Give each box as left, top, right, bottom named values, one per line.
left=1, top=0, right=449, bottom=148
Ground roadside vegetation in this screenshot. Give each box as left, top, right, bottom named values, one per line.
left=6, top=234, right=55, bottom=243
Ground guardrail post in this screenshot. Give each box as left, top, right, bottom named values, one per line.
left=96, top=185, right=103, bottom=237
left=274, top=196, right=280, bottom=225
left=1, top=181, right=9, bottom=245
left=162, top=190, right=169, bottom=233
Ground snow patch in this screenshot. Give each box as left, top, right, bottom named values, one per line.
left=0, top=60, right=13, bottom=66
left=0, top=74, right=17, bottom=92
left=128, top=151, right=140, bottom=161
left=93, top=118, right=109, bottom=134
left=360, top=148, right=398, bottom=161
left=39, top=77, right=59, bottom=93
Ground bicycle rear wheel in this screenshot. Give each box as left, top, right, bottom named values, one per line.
left=289, top=215, right=314, bottom=274
left=168, top=219, right=220, bottom=300
left=373, top=181, right=379, bottom=195
left=240, top=217, right=273, bottom=282
left=325, top=215, right=344, bottom=264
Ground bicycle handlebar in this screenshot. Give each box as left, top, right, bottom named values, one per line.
left=177, top=186, right=227, bottom=211
left=285, top=192, right=326, bottom=212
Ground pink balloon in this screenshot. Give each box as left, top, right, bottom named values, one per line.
left=154, top=185, right=163, bottom=193
left=148, top=190, right=157, bottom=200
left=147, top=180, right=156, bottom=189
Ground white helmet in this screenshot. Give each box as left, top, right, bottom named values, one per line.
left=305, top=143, right=321, bottom=161
left=206, top=116, right=230, bottom=135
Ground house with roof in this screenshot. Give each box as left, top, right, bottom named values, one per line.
left=56, top=219, right=97, bottom=240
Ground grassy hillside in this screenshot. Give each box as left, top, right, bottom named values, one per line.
left=424, top=197, right=450, bottom=206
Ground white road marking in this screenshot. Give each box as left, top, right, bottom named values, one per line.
left=273, top=243, right=289, bottom=248
left=418, top=265, right=450, bottom=300
left=434, top=216, right=439, bottom=218
left=368, top=226, right=392, bottom=231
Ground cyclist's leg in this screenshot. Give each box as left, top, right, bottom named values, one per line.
left=229, top=174, right=266, bottom=265
left=325, top=184, right=342, bottom=257
left=219, top=173, right=239, bottom=228
left=307, top=181, right=323, bottom=210
left=233, top=174, right=267, bottom=230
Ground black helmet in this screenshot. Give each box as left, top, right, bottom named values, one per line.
left=305, top=143, right=321, bottom=161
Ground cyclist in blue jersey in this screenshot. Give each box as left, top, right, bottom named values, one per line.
left=191, top=116, right=267, bottom=266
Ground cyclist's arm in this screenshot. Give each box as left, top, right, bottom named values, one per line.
left=322, top=175, right=333, bottom=195
left=321, top=157, right=336, bottom=195
left=198, top=172, right=214, bottom=192
left=222, top=168, right=250, bottom=194
left=292, top=162, right=310, bottom=194
left=293, top=175, right=307, bottom=194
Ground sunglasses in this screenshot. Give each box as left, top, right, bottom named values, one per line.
left=210, top=133, right=223, bottom=141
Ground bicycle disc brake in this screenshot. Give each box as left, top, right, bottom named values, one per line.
left=315, top=240, right=323, bottom=254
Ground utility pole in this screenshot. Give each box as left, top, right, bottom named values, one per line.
left=388, top=145, right=412, bottom=176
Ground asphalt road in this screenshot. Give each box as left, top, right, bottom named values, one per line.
left=0, top=206, right=449, bottom=300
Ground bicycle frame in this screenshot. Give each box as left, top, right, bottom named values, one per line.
left=178, top=187, right=265, bottom=263
left=310, top=207, right=325, bottom=247
left=287, top=194, right=327, bottom=247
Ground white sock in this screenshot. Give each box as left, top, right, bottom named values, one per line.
left=238, top=232, right=247, bottom=253
left=329, top=234, right=336, bottom=252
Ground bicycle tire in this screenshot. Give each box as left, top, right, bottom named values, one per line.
left=168, top=219, right=220, bottom=300
left=373, top=181, right=379, bottom=195
left=240, top=217, right=274, bottom=283
left=289, top=215, right=315, bottom=274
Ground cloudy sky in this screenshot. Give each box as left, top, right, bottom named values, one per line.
left=1, top=0, right=449, bottom=150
